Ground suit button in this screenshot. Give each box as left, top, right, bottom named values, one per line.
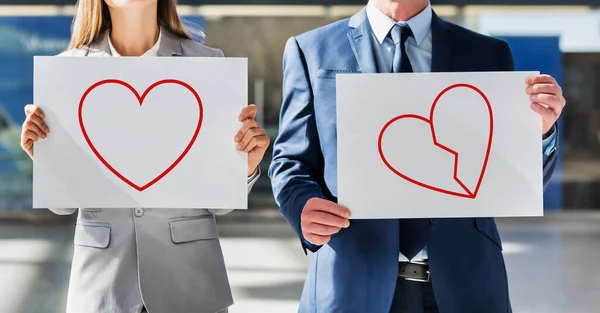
left=429, top=218, right=437, bottom=223
left=134, top=208, right=144, bottom=217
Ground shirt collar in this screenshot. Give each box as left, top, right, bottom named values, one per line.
left=107, top=29, right=162, bottom=57
left=366, top=1, right=432, bottom=46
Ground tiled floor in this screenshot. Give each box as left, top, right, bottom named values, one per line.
left=0, top=210, right=599, bottom=313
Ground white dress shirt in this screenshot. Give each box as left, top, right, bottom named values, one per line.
left=366, top=1, right=433, bottom=74
left=107, top=30, right=162, bottom=57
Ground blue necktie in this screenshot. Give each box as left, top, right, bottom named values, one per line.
left=390, top=24, right=430, bottom=260
left=390, top=24, right=414, bottom=73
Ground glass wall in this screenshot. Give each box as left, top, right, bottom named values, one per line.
left=562, top=53, right=600, bottom=208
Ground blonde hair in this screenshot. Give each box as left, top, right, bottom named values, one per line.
left=67, top=0, right=193, bottom=50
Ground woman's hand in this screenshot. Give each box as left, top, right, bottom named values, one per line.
left=21, top=105, right=50, bottom=159
left=234, top=104, right=270, bottom=176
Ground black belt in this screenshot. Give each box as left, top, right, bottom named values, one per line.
left=398, top=261, right=430, bottom=282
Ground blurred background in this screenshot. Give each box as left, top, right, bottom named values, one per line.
left=0, top=0, right=599, bottom=312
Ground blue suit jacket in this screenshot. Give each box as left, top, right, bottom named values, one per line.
left=269, top=8, right=558, bottom=313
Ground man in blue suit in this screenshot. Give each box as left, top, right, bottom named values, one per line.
left=269, top=1, right=565, bottom=312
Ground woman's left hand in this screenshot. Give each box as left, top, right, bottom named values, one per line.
left=235, top=104, right=270, bottom=176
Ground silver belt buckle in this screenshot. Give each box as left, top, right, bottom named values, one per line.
left=403, top=261, right=430, bottom=283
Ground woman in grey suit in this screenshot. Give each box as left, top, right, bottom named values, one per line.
left=19, top=1, right=270, bottom=313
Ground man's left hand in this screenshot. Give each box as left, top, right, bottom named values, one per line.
left=526, top=74, right=566, bottom=137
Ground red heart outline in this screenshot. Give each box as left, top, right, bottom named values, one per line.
left=78, top=79, right=203, bottom=192
left=377, top=83, right=493, bottom=199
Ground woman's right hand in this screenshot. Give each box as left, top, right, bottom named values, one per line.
left=21, top=104, right=50, bottom=159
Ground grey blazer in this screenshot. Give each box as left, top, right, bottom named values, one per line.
left=52, top=29, right=259, bottom=313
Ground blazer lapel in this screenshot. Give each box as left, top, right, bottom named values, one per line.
left=347, top=8, right=378, bottom=74
left=430, top=12, right=454, bottom=73
left=157, top=28, right=183, bottom=57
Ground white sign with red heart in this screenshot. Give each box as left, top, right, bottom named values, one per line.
left=33, top=57, right=248, bottom=210
left=336, top=71, right=543, bottom=219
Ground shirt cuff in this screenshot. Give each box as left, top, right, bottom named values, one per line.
left=247, top=167, right=260, bottom=185
left=301, top=238, right=320, bottom=254
left=542, top=124, right=558, bottom=157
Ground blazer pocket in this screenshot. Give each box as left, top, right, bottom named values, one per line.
left=170, top=216, right=218, bottom=244
left=474, top=218, right=503, bottom=250
left=74, top=223, right=111, bottom=249
left=317, top=68, right=361, bottom=79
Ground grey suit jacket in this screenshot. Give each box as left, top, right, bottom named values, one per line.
left=52, top=29, right=259, bottom=313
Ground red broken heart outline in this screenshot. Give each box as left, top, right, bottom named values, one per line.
left=377, top=83, right=493, bottom=199
left=78, top=79, right=203, bottom=192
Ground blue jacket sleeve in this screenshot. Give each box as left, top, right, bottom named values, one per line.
left=499, top=40, right=559, bottom=190
left=268, top=37, right=326, bottom=254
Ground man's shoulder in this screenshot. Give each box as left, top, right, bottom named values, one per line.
left=442, top=18, right=508, bottom=49
left=294, top=18, right=351, bottom=48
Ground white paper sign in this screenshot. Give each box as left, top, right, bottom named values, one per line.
left=336, top=72, right=542, bottom=219
left=33, top=57, right=248, bottom=210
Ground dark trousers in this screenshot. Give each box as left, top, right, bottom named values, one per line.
left=389, top=277, right=439, bottom=313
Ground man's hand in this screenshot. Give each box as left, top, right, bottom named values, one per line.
left=301, top=198, right=352, bottom=246
left=526, top=74, right=566, bottom=137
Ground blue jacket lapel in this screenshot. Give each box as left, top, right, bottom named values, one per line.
left=347, top=8, right=378, bottom=74
left=431, top=12, right=454, bottom=73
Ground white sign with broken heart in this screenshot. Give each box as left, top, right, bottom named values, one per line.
left=33, top=56, right=248, bottom=210
left=336, top=71, right=543, bottom=219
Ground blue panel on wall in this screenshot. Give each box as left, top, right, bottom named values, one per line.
left=0, top=16, right=72, bottom=209
left=0, top=17, right=72, bottom=123
left=499, top=36, right=563, bottom=211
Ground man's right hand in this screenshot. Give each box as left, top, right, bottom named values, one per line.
left=301, top=198, right=352, bottom=246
